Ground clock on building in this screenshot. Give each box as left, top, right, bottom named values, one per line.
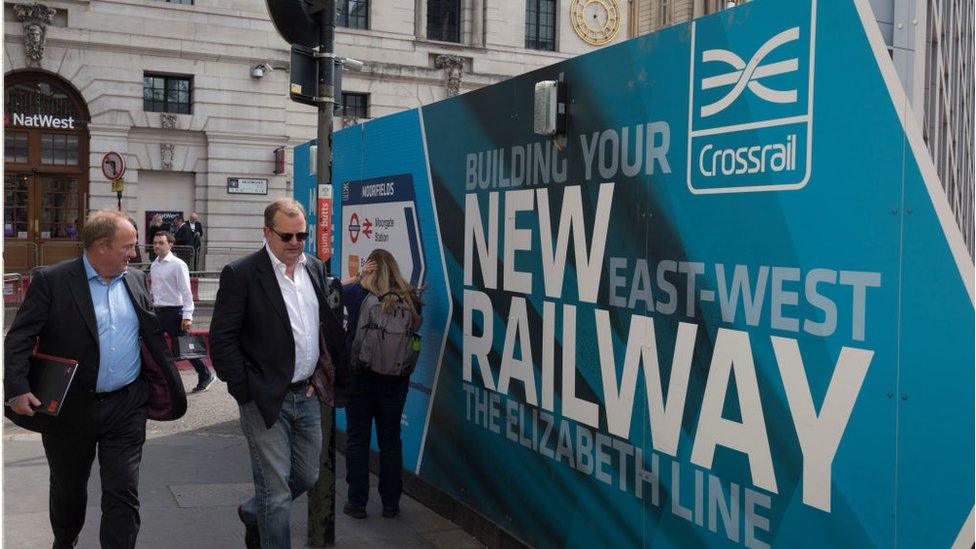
left=570, top=0, right=621, bottom=46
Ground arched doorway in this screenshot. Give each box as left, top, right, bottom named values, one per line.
left=3, top=70, right=90, bottom=271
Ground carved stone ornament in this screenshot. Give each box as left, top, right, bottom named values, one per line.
left=160, top=143, right=174, bottom=170
left=160, top=113, right=177, bottom=129
left=14, top=3, right=56, bottom=68
left=434, top=55, right=464, bottom=98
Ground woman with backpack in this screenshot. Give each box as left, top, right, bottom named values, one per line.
left=341, top=248, right=421, bottom=520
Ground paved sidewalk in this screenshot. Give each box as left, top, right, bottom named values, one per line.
left=2, top=371, right=484, bottom=549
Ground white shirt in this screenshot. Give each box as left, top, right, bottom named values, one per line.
left=265, top=245, right=320, bottom=382
left=150, top=252, right=195, bottom=320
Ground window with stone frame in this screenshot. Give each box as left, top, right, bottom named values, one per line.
left=143, top=73, right=192, bottom=114
left=526, top=0, right=557, bottom=51
left=342, top=93, right=369, bottom=119
left=337, top=0, right=368, bottom=29
left=427, top=0, right=461, bottom=42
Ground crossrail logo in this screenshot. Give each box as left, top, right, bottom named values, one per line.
left=687, top=0, right=816, bottom=194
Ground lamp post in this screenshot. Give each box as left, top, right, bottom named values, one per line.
left=307, top=2, right=337, bottom=546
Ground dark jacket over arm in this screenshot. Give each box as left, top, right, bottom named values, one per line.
left=209, top=262, right=252, bottom=405
left=174, top=223, right=194, bottom=247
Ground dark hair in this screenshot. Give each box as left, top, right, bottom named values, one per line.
left=153, top=231, right=175, bottom=244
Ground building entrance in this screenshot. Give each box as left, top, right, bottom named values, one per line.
left=3, top=71, right=90, bottom=272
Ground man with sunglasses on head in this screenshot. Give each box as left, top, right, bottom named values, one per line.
left=210, top=198, right=347, bottom=548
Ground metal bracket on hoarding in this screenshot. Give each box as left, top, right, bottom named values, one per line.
left=313, top=50, right=337, bottom=59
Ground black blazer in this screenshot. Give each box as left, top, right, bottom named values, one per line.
left=190, top=221, right=204, bottom=248
left=210, top=248, right=347, bottom=428
left=3, top=257, right=187, bottom=432
left=174, top=222, right=194, bottom=247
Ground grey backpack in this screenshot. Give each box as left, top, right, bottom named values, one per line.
left=351, top=291, right=421, bottom=376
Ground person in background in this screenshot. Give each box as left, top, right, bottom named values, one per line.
left=172, top=215, right=195, bottom=269
left=150, top=231, right=214, bottom=393
left=340, top=249, right=420, bottom=519
left=127, top=217, right=143, bottom=264
left=147, top=214, right=164, bottom=262
left=188, top=212, right=204, bottom=270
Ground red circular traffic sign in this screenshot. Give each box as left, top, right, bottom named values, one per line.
left=101, top=151, right=125, bottom=180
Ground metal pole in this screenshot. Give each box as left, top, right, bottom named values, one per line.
left=308, top=0, right=336, bottom=546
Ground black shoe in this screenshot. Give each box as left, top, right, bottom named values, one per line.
left=343, top=502, right=367, bottom=519
left=238, top=505, right=260, bottom=548
left=382, top=505, right=400, bottom=518
left=192, top=374, right=215, bottom=394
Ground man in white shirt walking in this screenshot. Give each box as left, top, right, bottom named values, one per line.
left=151, top=231, right=214, bottom=393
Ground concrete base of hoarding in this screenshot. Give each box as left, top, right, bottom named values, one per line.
left=337, top=431, right=530, bottom=549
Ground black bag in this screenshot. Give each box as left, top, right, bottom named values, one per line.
left=175, top=334, right=208, bottom=360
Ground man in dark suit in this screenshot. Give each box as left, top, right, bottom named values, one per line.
left=172, top=214, right=195, bottom=269
left=188, top=212, right=204, bottom=270
left=211, top=198, right=346, bottom=548
left=4, top=209, right=187, bottom=549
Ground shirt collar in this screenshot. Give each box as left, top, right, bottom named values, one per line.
left=154, top=251, right=177, bottom=264
left=265, top=243, right=307, bottom=273
left=83, top=252, right=127, bottom=283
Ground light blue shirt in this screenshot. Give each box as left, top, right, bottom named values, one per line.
left=83, top=253, right=141, bottom=392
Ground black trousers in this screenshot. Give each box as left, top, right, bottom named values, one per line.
left=42, top=379, right=148, bottom=549
left=156, top=306, right=210, bottom=383
left=345, top=373, right=409, bottom=509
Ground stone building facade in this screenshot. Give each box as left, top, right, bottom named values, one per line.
left=3, top=0, right=635, bottom=270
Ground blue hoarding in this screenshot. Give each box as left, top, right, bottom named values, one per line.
left=327, top=0, right=974, bottom=546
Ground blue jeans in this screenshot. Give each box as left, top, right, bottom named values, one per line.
left=345, top=373, right=409, bottom=509
left=239, top=387, right=322, bottom=549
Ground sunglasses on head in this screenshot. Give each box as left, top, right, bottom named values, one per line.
left=268, top=227, right=309, bottom=243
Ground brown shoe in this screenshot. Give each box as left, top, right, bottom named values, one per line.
left=343, top=502, right=367, bottom=519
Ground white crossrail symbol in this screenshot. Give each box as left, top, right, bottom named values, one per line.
left=699, top=27, right=800, bottom=117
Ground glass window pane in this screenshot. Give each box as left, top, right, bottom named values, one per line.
left=66, top=135, right=79, bottom=165
left=144, top=73, right=191, bottom=113
left=4, top=132, right=28, bottom=163
left=428, top=0, right=460, bottom=42
left=40, top=176, right=80, bottom=238
left=4, top=174, right=31, bottom=237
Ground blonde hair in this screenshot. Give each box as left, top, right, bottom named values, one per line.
left=81, top=210, right=130, bottom=249
left=151, top=214, right=163, bottom=226
left=361, top=249, right=420, bottom=325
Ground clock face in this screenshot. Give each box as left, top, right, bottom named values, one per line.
left=571, top=0, right=620, bottom=46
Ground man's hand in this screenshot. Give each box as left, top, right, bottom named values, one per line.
left=181, top=319, right=193, bottom=332
left=9, top=392, right=41, bottom=416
